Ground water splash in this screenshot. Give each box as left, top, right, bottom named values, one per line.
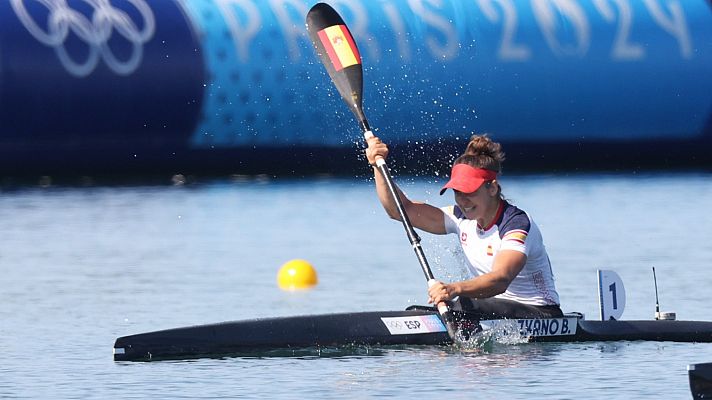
left=457, top=319, right=529, bottom=353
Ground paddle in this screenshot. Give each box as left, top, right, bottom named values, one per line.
left=306, top=2, right=459, bottom=341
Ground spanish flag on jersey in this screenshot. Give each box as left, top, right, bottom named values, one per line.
left=317, top=25, right=361, bottom=71
left=503, top=230, right=528, bottom=245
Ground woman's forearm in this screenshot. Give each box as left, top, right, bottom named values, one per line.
left=452, top=274, right=510, bottom=299
left=372, top=165, right=409, bottom=221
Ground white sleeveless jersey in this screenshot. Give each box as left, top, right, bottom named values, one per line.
left=442, top=201, right=560, bottom=306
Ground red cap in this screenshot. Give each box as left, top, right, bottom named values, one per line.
left=440, top=164, right=497, bottom=195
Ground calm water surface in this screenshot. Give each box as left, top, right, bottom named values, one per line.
left=1, top=173, right=711, bottom=399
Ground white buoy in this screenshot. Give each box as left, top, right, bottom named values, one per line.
left=655, top=311, right=676, bottom=320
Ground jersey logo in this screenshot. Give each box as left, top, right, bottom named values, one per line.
left=486, top=244, right=493, bottom=256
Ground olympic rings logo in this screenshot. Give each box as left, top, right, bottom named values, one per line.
left=10, top=0, right=156, bottom=77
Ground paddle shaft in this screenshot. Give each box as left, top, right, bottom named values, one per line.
left=373, top=157, right=441, bottom=283
left=361, top=127, right=433, bottom=282
left=361, top=122, right=456, bottom=337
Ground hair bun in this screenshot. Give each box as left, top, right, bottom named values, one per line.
left=456, top=134, right=505, bottom=173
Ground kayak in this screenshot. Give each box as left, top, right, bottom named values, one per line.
left=113, top=307, right=712, bottom=361
left=689, top=362, right=712, bottom=399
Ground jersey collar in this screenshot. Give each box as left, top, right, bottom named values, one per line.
left=478, top=199, right=505, bottom=231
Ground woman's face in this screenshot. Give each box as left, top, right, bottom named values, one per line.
left=453, top=182, right=499, bottom=223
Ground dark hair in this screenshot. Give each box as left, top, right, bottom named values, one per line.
left=453, top=134, right=505, bottom=173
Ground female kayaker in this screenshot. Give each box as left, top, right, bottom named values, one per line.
left=366, top=134, right=563, bottom=319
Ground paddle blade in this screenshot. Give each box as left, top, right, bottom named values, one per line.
left=306, top=3, right=366, bottom=125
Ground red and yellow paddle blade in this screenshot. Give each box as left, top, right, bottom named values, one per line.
left=306, top=3, right=366, bottom=126
left=316, top=24, right=361, bottom=72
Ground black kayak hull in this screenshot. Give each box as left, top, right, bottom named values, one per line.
left=114, top=310, right=450, bottom=361
left=689, top=362, right=712, bottom=399
left=114, top=309, right=712, bottom=361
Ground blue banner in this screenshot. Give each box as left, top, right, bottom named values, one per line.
left=0, top=0, right=710, bottom=175
left=182, top=0, right=712, bottom=147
